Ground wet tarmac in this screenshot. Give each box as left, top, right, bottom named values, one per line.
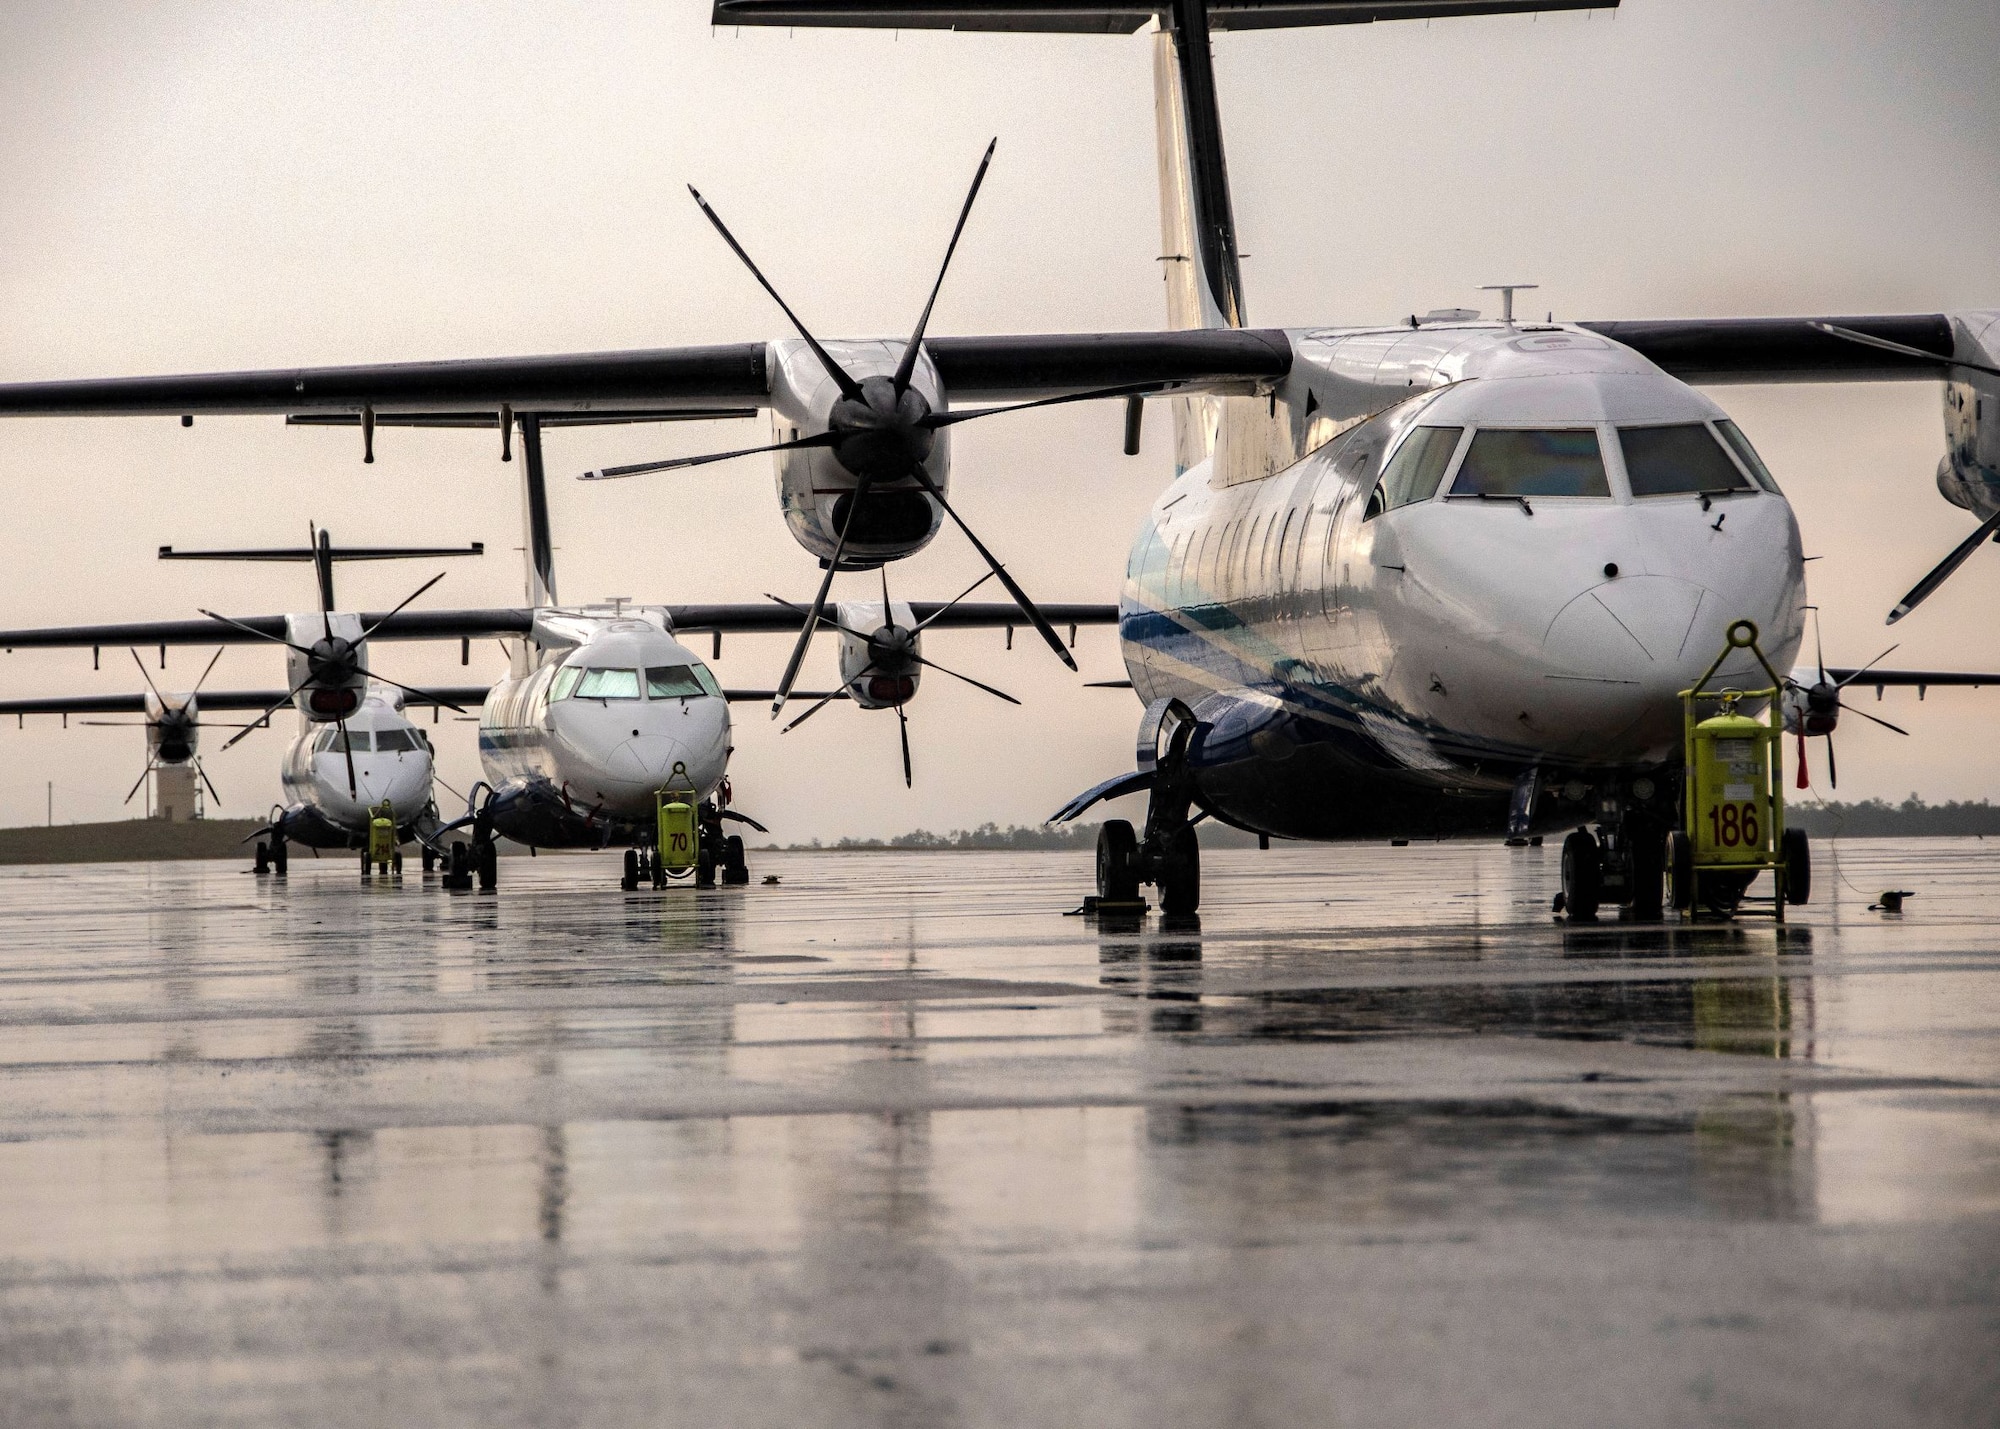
left=0, top=839, right=1995, bottom=1427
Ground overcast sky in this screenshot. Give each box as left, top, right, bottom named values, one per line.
left=0, top=0, right=1997, bottom=839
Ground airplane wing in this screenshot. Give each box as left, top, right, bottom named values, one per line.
left=0, top=610, right=536, bottom=651
left=0, top=330, right=1291, bottom=418
left=1575, top=316, right=1961, bottom=384
left=0, top=686, right=496, bottom=718
left=0, top=602, right=1114, bottom=652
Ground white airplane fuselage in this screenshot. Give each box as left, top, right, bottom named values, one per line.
left=1118, top=323, right=1806, bottom=840
left=474, top=609, right=732, bottom=848
left=274, top=685, right=438, bottom=847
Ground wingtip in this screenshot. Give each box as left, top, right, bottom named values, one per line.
left=1887, top=606, right=1909, bottom=625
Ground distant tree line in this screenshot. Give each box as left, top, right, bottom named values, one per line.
left=1789, top=796, right=2000, bottom=837
left=771, top=821, right=1262, bottom=851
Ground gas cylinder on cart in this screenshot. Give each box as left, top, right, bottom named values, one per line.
left=368, top=801, right=398, bottom=866
left=1689, top=709, right=1775, bottom=866
left=657, top=792, right=698, bottom=875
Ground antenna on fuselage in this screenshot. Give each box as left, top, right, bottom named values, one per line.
left=1479, top=284, right=1540, bottom=327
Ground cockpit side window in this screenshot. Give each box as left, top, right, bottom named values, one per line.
left=1451, top=429, right=1610, bottom=499
left=1367, top=425, right=1463, bottom=520
left=550, top=665, right=583, bottom=701
left=646, top=665, right=705, bottom=699
left=1619, top=423, right=1752, bottom=498
left=1714, top=419, right=1783, bottom=494
left=573, top=668, right=641, bottom=700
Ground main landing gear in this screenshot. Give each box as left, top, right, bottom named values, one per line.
left=1552, top=780, right=1671, bottom=922
left=1096, top=700, right=1203, bottom=917
left=620, top=802, right=751, bottom=893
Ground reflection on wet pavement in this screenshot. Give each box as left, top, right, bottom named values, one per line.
left=0, top=840, right=1994, bottom=1426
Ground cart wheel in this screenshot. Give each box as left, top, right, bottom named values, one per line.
left=1561, top=829, right=1601, bottom=921
left=1782, top=827, right=1811, bottom=905
left=1667, top=831, right=1694, bottom=911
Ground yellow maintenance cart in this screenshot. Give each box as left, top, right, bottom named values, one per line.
left=366, top=800, right=400, bottom=877
left=1670, top=620, right=1810, bottom=919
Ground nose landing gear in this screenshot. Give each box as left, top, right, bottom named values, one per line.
left=1553, top=793, right=1671, bottom=922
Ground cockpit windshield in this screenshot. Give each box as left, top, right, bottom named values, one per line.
left=1450, top=429, right=1610, bottom=499
left=375, top=728, right=419, bottom=753
left=573, top=668, right=642, bottom=700
left=1619, top=423, right=1752, bottom=498
left=1714, top=419, right=1783, bottom=494
left=646, top=664, right=721, bottom=699
left=315, top=727, right=370, bottom=753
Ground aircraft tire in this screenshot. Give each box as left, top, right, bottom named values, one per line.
left=360, top=851, right=372, bottom=880
left=1666, top=831, right=1694, bottom=911
left=1782, top=827, right=1811, bottom=905
left=622, top=848, right=640, bottom=891
left=254, top=842, right=269, bottom=875
left=1097, top=820, right=1139, bottom=901
left=422, top=845, right=436, bottom=875
left=272, top=838, right=288, bottom=878
left=723, top=835, right=749, bottom=885
left=476, top=839, right=498, bottom=891
left=1561, top=829, right=1602, bottom=921
left=1158, top=824, right=1201, bottom=916
left=1628, top=826, right=1666, bottom=922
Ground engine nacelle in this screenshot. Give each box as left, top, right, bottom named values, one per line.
left=284, top=611, right=367, bottom=722
left=1938, top=310, right=2000, bottom=514
left=771, top=339, right=949, bottom=567
left=143, top=691, right=199, bottom=764
left=835, top=599, right=921, bottom=709
left=1782, top=666, right=1838, bottom=737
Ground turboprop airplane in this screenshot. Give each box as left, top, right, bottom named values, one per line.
left=2, top=0, right=1996, bottom=918
left=0, top=451, right=1115, bottom=889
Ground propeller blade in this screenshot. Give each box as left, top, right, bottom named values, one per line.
left=356, top=570, right=449, bottom=643
left=338, top=718, right=357, bottom=797
left=1836, top=643, right=1902, bottom=688
left=201, top=609, right=313, bottom=656
left=782, top=668, right=867, bottom=733
left=123, top=760, right=153, bottom=806
left=1886, top=509, right=2000, bottom=624
left=193, top=757, right=221, bottom=808
left=190, top=646, right=226, bottom=698
left=907, top=650, right=1020, bottom=705
left=909, top=568, right=998, bottom=633
left=78, top=720, right=151, bottom=728
left=922, top=379, right=1175, bottom=430
left=128, top=647, right=166, bottom=703
left=908, top=469, right=1077, bottom=671
left=1810, top=322, right=2000, bottom=380
left=1838, top=701, right=1911, bottom=737
left=763, top=592, right=872, bottom=641
left=770, top=482, right=869, bottom=718
left=894, top=138, right=996, bottom=393
left=896, top=699, right=912, bottom=788
left=1825, top=733, right=1838, bottom=789
left=579, top=430, right=841, bottom=482
left=221, top=687, right=302, bottom=750
left=1806, top=602, right=1825, bottom=678
left=688, top=185, right=861, bottom=401
left=365, top=673, right=471, bottom=714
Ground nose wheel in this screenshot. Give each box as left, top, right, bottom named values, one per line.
left=1551, top=795, right=1670, bottom=922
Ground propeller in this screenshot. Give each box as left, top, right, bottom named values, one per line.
left=770, top=569, right=1019, bottom=788
left=114, top=647, right=232, bottom=807
left=1790, top=609, right=1909, bottom=790
left=578, top=141, right=1165, bottom=707
left=1885, top=507, right=2000, bottom=625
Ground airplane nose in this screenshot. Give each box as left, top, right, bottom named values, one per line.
left=607, top=734, right=694, bottom=790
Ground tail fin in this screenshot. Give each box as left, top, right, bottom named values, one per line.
left=1154, top=1, right=1242, bottom=333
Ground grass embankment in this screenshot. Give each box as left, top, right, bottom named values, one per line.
left=0, top=820, right=268, bottom=865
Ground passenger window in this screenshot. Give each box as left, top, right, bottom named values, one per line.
left=1619, top=423, right=1752, bottom=498
left=1451, top=429, right=1610, bottom=499
left=1714, top=419, right=1783, bottom=494
left=375, top=729, right=416, bottom=753
left=574, top=668, right=641, bottom=700
left=1369, top=426, right=1463, bottom=519
left=551, top=666, right=582, bottom=701
left=646, top=665, right=706, bottom=699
